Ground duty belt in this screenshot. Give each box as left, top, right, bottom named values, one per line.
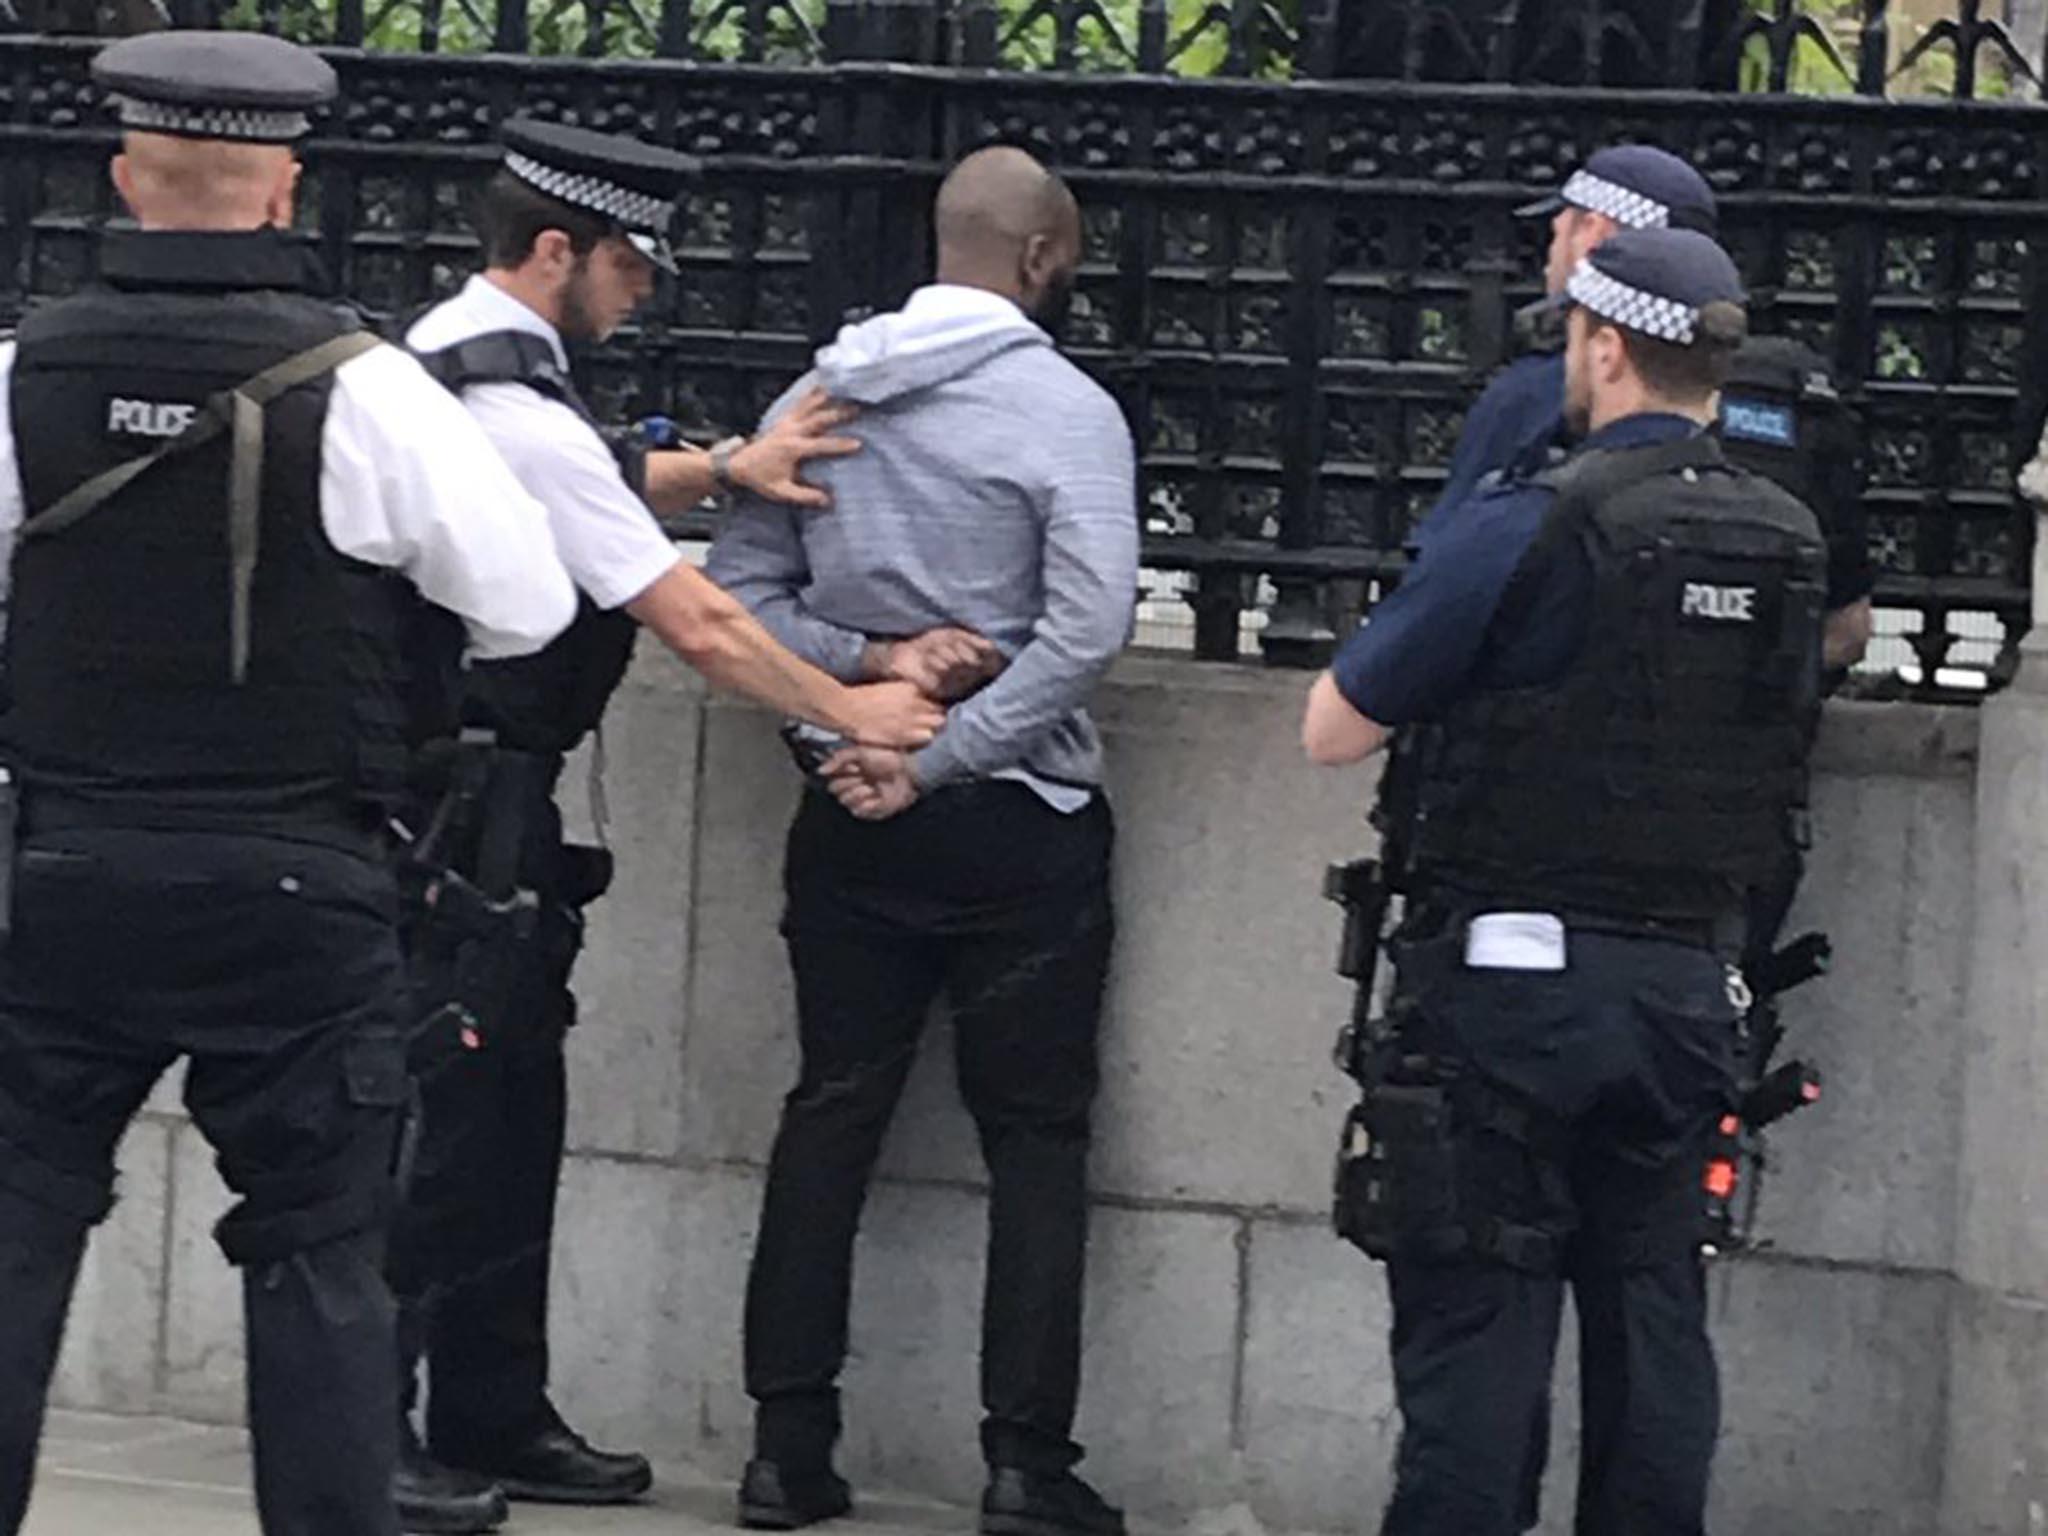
left=21, top=785, right=391, bottom=859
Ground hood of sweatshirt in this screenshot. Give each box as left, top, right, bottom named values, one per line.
left=815, top=283, right=1050, bottom=406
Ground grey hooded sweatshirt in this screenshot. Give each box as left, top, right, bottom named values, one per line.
left=706, top=283, right=1140, bottom=800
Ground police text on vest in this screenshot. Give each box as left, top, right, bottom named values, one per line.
left=106, top=398, right=198, bottom=438
left=1680, top=582, right=1757, bottom=623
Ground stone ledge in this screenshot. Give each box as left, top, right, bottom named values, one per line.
left=666, top=639, right=1981, bottom=786
left=1810, top=698, right=1979, bottom=779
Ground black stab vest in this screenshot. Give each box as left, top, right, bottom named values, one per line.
left=411, top=330, right=641, bottom=758
left=5, top=229, right=461, bottom=837
left=1392, top=435, right=1828, bottom=926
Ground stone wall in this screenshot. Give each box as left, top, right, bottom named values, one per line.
left=51, top=653, right=1989, bottom=1533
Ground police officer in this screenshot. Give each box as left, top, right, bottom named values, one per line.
left=1702, top=333, right=1873, bottom=1154
left=1450, top=150, right=1877, bottom=672
left=1429, top=145, right=1721, bottom=522
left=1716, top=335, right=1875, bottom=673
left=1302, top=229, right=1827, bottom=1536
left=389, top=120, right=945, bottom=1534
left=0, top=31, right=578, bottom=1536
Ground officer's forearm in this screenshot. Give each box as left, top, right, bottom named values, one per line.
left=1303, top=673, right=1391, bottom=766
left=1823, top=598, right=1873, bottom=671
left=625, top=559, right=861, bottom=732
left=641, top=448, right=720, bottom=516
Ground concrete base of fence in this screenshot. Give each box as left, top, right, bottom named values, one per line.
left=47, top=649, right=2009, bottom=1532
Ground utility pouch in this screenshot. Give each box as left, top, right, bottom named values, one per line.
left=1334, top=1061, right=1569, bottom=1273
left=1334, top=1077, right=1460, bottom=1261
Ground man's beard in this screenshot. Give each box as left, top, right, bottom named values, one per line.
left=559, top=258, right=603, bottom=343
left=1562, top=373, right=1593, bottom=437
left=1030, top=272, right=1077, bottom=343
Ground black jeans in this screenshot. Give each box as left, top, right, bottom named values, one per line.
left=0, top=825, right=408, bottom=1536
left=745, top=783, right=1115, bottom=1477
left=1375, top=922, right=1740, bottom=1536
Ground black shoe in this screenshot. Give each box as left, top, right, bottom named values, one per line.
left=981, top=1468, right=1125, bottom=1536
left=737, top=1457, right=854, bottom=1530
left=395, top=1432, right=508, bottom=1535
left=441, top=1420, right=654, bottom=1506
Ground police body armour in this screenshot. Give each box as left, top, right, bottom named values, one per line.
left=1405, top=437, right=1827, bottom=921
left=1397, top=230, right=1829, bottom=923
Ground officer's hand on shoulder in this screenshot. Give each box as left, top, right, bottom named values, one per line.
left=729, top=389, right=863, bottom=510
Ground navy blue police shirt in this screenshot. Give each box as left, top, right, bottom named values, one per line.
left=1333, top=412, right=1703, bottom=725
left=1426, top=351, right=1568, bottom=525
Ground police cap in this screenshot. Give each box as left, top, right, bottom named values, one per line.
left=1563, top=228, right=1746, bottom=347
left=1516, top=144, right=1719, bottom=236
left=500, top=117, right=701, bottom=275
left=92, top=30, right=336, bottom=144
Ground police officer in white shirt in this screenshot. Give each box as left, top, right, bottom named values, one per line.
left=0, top=32, right=577, bottom=1536
left=389, top=119, right=943, bottom=1534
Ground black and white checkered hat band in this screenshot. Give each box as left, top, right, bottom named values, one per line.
left=114, top=94, right=309, bottom=142
left=1561, top=169, right=1670, bottom=231
left=1567, top=261, right=1698, bottom=344
left=505, top=151, right=669, bottom=233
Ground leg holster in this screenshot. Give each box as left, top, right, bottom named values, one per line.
left=402, top=746, right=607, bottom=1057
left=1335, top=1055, right=1571, bottom=1274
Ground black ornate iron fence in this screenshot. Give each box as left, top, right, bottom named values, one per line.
left=4, top=0, right=2047, bottom=686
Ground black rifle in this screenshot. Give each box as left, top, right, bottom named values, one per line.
left=1703, top=931, right=1829, bottom=1256
left=1324, top=857, right=1390, bottom=1085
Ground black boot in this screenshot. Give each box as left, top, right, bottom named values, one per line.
left=738, top=1457, right=854, bottom=1530
left=439, top=1408, right=653, bottom=1506
left=981, top=1468, right=1125, bottom=1536
left=395, top=1424, right=508, bottom=1536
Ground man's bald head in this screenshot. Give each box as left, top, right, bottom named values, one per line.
left=111, top=131, right=300, bottom=232
left=935, top=147, right=1076, bottom=260
left=933, top=147, right=1082, bottom=330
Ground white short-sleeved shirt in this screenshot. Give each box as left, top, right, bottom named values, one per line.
left=0, top=336, right=577, bottom=661
left=406, top=276, right=683, bottom=612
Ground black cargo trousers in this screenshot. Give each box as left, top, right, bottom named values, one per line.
left=0, top=821, right=410, bottom=1536
left=387, top=749, right=608, bottom=1458
left=1363, top=910, right=1741, bottom=1536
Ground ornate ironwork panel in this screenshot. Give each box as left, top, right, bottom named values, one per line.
left=3, top=0, right=2047, bottom=686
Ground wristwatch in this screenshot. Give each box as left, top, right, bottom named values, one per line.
left=709, top=435, right=747, bottom=496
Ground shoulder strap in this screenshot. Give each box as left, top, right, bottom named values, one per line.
left=412, top=329, right=654, bottom=498
left=1534, top=434, right=1728, bottom=510
left=411, top=330, right=593, bottom=424
left=1491, top=436, right=1729, bottom=639
left=22, top=328, right=383, bottom=685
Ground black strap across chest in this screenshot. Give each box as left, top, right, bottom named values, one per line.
left=22, top=329, right=383, bottom=685
left=412, top=330, right=599, bottom=427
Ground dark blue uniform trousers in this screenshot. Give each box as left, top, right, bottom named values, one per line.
left=0, top=824, right=408, bottom=1536
left=1376, top=922, right=1740, bottom=1536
